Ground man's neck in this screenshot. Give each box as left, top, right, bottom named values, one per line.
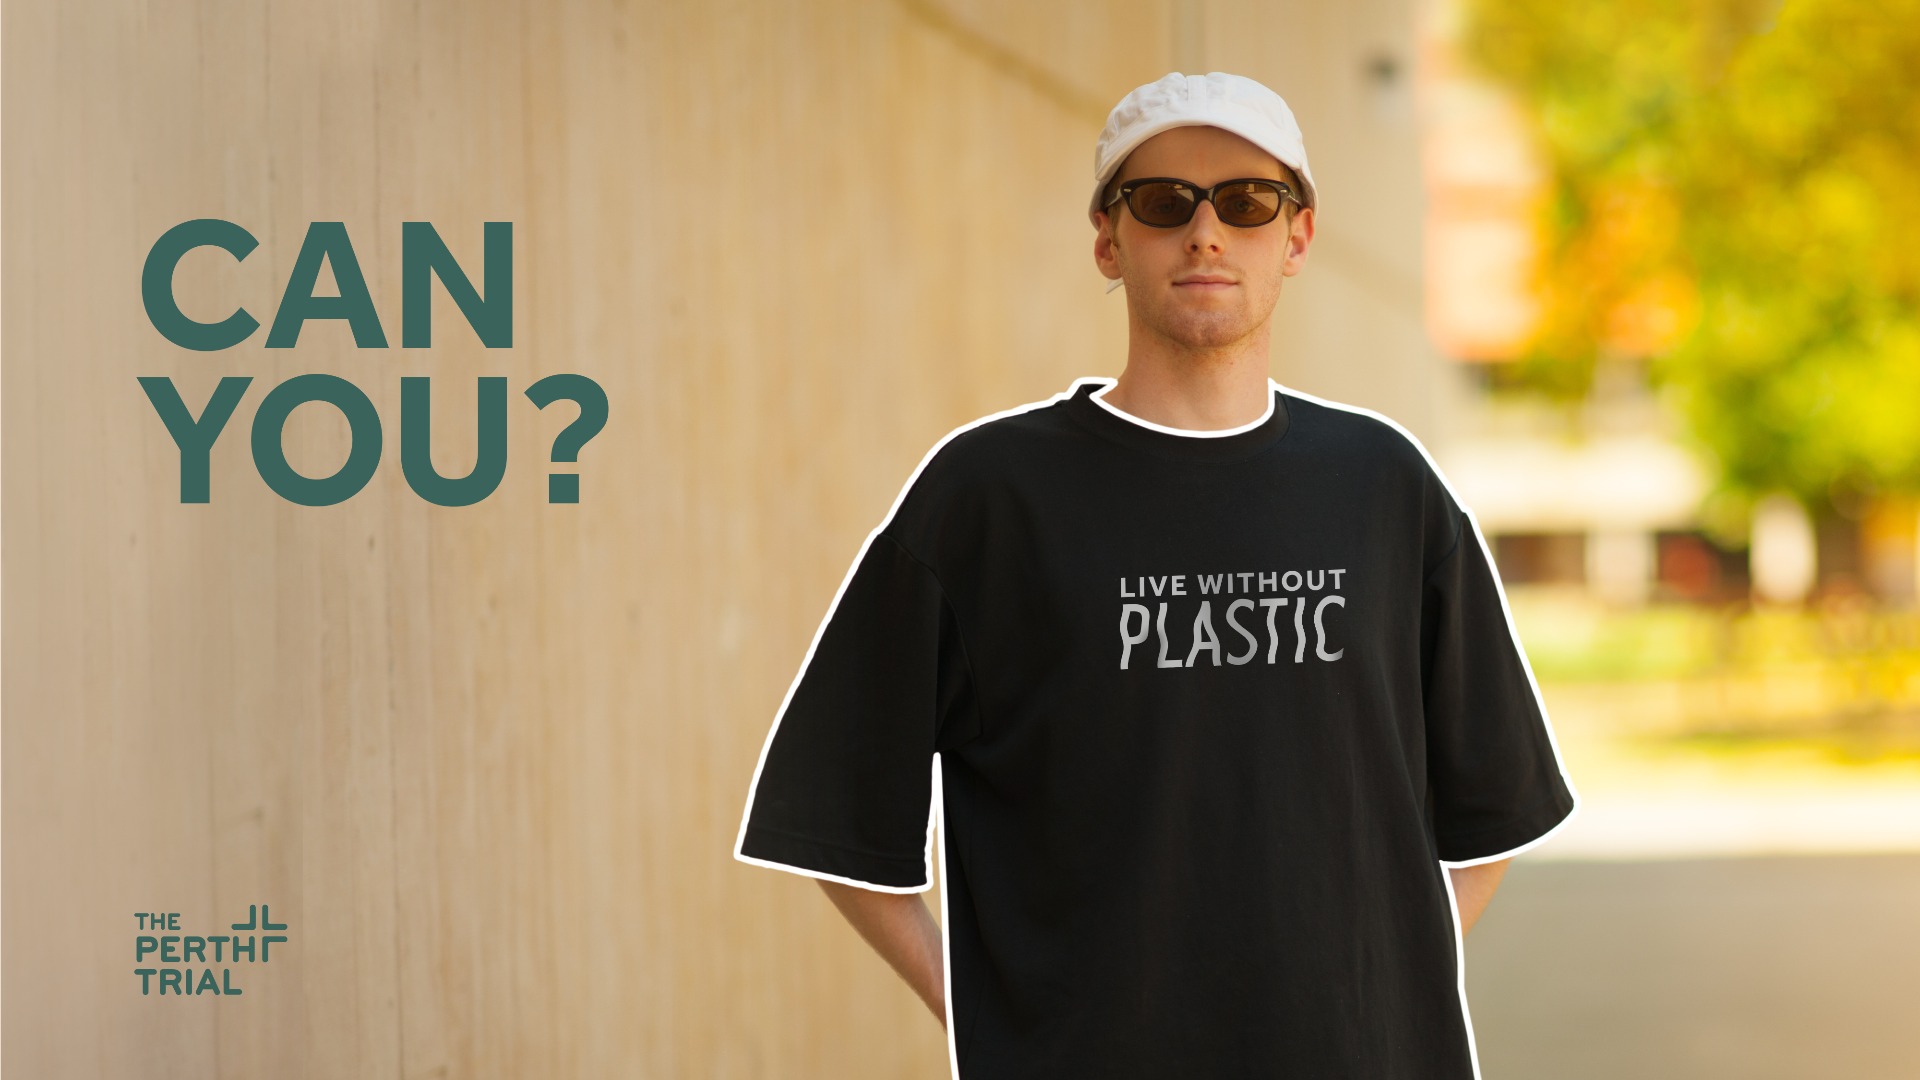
left=1100, top=332, right=1274, bottom=431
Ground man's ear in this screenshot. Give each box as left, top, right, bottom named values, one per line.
left=1094, top=210, right=1123, bottom=276
left=1283, top=206, right=1314, bottom=276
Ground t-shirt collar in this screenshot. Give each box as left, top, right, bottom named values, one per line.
left=1063, top=377, right=1291, bottom=462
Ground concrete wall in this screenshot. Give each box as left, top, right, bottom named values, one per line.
left=2, top=0, right=1437, bottom=1075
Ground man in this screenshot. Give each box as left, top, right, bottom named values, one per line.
left=736, top=71, right=1577, bottom=1078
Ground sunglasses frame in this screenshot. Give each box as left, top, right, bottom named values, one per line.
left=1104, top=176, right=1303, bottom=229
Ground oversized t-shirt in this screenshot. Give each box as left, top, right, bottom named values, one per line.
left=735, top=376, right=1579, bottom=1079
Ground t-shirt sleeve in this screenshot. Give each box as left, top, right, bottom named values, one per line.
left=735, top=529, right=977, bottom=890
left=1420, top=508, right=1578, bottom=863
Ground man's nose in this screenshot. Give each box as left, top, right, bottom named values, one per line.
left=1185, top=199, right=1228, bottom=250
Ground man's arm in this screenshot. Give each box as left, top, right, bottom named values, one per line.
left=816, top=879, right=948, bottom=1027
left=1446, top=857, right=1511, bottom=936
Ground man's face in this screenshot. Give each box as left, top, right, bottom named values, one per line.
left=1093, top=125, right=1314, bottom=352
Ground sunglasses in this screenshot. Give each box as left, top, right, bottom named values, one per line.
left=1104, top=176, right=1303, bottom=229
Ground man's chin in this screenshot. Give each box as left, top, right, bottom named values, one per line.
left=1150, top=312, right=1252, bottom=350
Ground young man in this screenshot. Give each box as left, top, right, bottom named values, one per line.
left=736, top=71, right=1577, bottom=1078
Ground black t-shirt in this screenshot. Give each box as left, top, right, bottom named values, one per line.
left=736, top=376, right=1579, bottom=1078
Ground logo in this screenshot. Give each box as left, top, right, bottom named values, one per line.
left=134, top=903, right=290, bottom=996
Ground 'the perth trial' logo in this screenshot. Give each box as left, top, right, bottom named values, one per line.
left=134, top=904, right=290, bottom=996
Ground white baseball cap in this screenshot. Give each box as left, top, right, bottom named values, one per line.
left=1089, top=71, right=1318, bottom=229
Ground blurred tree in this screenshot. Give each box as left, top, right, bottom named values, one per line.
left=1457, top=0, right=1920, bottom=520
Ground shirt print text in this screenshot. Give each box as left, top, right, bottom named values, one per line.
left=1117, top=569, right=1348, bottom=670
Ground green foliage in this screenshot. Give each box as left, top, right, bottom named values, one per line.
left=1458, top=0, right=1920, bottom=504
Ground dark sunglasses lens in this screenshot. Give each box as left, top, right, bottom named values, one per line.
left=1215, top=182, right=1283, bottom=226
left=1129, top=182, right=1196, bottom=227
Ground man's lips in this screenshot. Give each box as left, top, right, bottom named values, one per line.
left=1174, top=276, right=1236, bottom=291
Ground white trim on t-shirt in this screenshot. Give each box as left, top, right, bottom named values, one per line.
left=1087, top=376, right=1279, bottom=438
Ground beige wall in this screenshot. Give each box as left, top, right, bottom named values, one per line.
left=2, top=1, right=1436, bottom=1075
